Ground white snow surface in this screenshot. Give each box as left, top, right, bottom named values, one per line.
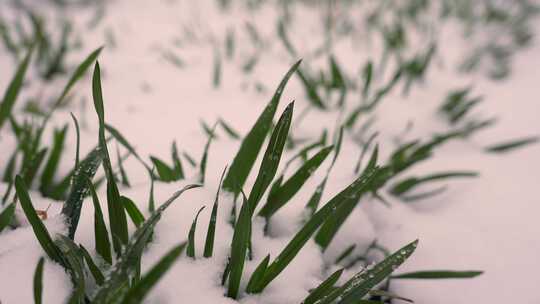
left=0, top=1, right=539, bottom=303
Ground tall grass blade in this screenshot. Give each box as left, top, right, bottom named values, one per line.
left=88, top=179, right=112, bottom=264
left=187, top=206, right=205, bottom=258
left=222, top=60, right=301, bottom=193
left=33, top=257, right=45, bottom=304
left=204, top=167, right=226, bottom=258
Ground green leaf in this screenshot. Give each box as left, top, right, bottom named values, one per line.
left=302, top=268, right=343, bottom=304
left=245, top=254, right=270, bottom=293
left=485, top=136, right=539, bottom=153
left=53, top=46, right=103, bottom=110
left=315, top=148, right=380, bottom=250
left=121, top=196, right=145, bottom=228
left=121, top=242, right=187, bottom=304
left=61, top=147, right=103, bottom=239
left=92, top=62, right=129, bottom=256
left=199, top=123, right=217, bottom=184
left=55, top=235, right=86, bottom=302
left=187, top=206, right=205, bottom=258
left=203, top=167, right=226, bottom=258
left=33, top=257, right=45, bottom=304
left=0, top=43, right=33, bottom=132
left=226, top=191, right=252, bottom=299
left=39, top=125, right=68, bottom=195
left=259, top=145, right=333, bottom=219
left=317, top=240, right=418, bottom=304
left=391, top=270, right=483, bottom=279
left=390, top=171, right=478, bottom=196
left=0, top=203, right=15, bottom=233
left=150, top=156, right=179, bottom=182
left=248, top=166, right=380, bottom=293
left=69, top=113, right=81, bottom=168
left=247, top=102, right=294, bottom=214
left=88, top=178, right=112, bottom=264
left=15, top=175, right=64, bottom=264
left=105, top=123, right=151, bottom=172
left=93, top=184, right=200, bottom=303
left=79, top=244, right=105, bottom=285
left=297, top=69, right=326, bottom=110
left=222, top=60, right=301, bottom=193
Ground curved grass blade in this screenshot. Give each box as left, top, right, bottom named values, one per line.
left=0, top=43, right=33, bottom=131
left=88, top=178, right=112, bottom=264
left=121, top=196, right=145, bottom=228
left=247, top=102, right=294, bottom=214
left=259, top=145, right=333, bottom=219
left=93, top=184, right=200, bottom=303
left=33, top=257, right=45, bottom=304
left=70, top=113, right=80, bottom=168
left=204, top=166, right=227, bottom=258
left=391, top=270, right=483, bottom=279
left=39, top=125, right=68, bottom=195
left=302, top=268, right=343, bottom=304
left=79, top=244, right=105, bottom=285
left=0, top=202, right=15, bottom=233
left=61, top=147, right=103, bottom=239
left=187, top=206, right=205, bottom=258
left=199, top=123, right=217, bottom=184
left=92, top=62, right=129, bottom=255
left=248, top=166, right=380, bottom=294
left=390, top=171, right=478, bottom=196
left=485, top=136, right=539, bottom=153
left=121, top=242, right=186, bottom=304
left=15, top=175, right=64, bottom=264
left=226, top=191, right=252, bottom=299
left=317, top=240, right=418, bottom=304
left=222, top=60, right=301, bottom=193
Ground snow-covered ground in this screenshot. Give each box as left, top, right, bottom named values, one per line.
left=0, top=1, right=539, bottom=303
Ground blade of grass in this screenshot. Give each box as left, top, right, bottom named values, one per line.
left=317, top=240, right=418, bottom=304
left=259, top=145, right=333, bottom=219
left=39, top=125, right=68, bottom=195
left=0, top=43, right=33, bottom=131
left=302, top=268, right=343, bottom=304
left=204, top=166, right=227, bottom=258
left=121, top=196, right=145, bottom=228
left=222, top=60, right=301, bottom=193
left=121, top=242, right=187, bottom=304
left=0, top=203, right=15, bottom=233
left=33, top=257, right=45, bottom=304
left=391, top=270, right=483, bottom=279
left=187, top=206, right=205, bottom=258
left=247, top=102, right=294, bottom=215
left=485, top=136, right=539, bottom=153
left=88, top=178, right=112, bottom=264
left=79, top=244, right=105, bottom=285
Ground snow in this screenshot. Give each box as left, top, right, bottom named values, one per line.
left=0, top=0, right=539, bottom=303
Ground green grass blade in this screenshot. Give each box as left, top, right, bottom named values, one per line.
left=222, top=60, right=301, bottom=193
left=249, top=166, right=380, bottom=293
left=88, top=178, right=112, bottom=264
left=53, top=46, right=103, bottom=109
left=121, top=242, right=186, bottom=304
left=390, top=171, right=478, bottom=196
left=93, top=184, right=200, bottom=303
left=187, top=206, right=205, bottom=258
left=150, top=156, right=178, bottom=182
left=55, top=235, right=86, bottom=302
left=15, top=175, right=64, bottom=264
left=105, top=123, right=152, bottom=172
left=22, top=148, right=48, bottom=187
left=226, top=191, right=252, bottom=299
left=92, top=61, right=129, bottom=255
left=33, top=257, right=45, bottom=304
left=121, top=196, right=145, bottom=228
left=296, top=69, right=326, bottom=110
left=259, top=145, right=333, bottom=219
left=247, top=102, right=294, bottom=214
left=69, top=113, right=81, bottom=168
left=0, top=202, right=15, bottom=233
left=199, top=123, right=217, bottom=184
left=203, top=167, right=226, bottom=258
left=40, top=125, right=68, bottom=195
left=318, top=240, right=418, bottom=304
left=61, top=147, right=103, bottom=239
left=391, top=270, right=483, bottom=279
left=485, top=136, right=539, bottom=153
left=302, top=268, right=343, bottom=304
left=218, top=118, right=240, bottom=140
left=79, top=244, right=105, bottom=285
left=116, top=145, right=131, bottom=187
left=245, top=254, right=270, bottom=293
left=0, top=43, right=33, bottom=132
